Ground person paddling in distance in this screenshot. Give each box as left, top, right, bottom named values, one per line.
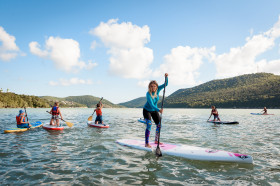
left=209, top=105, right=220, bottom=121
left=143, top=73, right=168, bottom=148
left=16, top=110, right=31, bottom=128
left=94, top=102, right=104, bottom=124
left=262, top=107, right=268, bottom=115
left=49, top=101, right=63, bottom=127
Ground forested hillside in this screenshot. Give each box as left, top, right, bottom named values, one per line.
left=40, top=96, right=87, bottom=108
left=64, top=95, right=124, bottom=108
left=0, top=93, right=124, bottom=108
left=41, top=95, right=124, bottom=108
left=163, top=73, right=280, bottom=108
left=0, top=92, right=49, bottom=108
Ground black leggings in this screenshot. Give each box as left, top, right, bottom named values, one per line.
left=143, top=109, right=160, bottom=124
left=143, top=108, right=161, bottom=143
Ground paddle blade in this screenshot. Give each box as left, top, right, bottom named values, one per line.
left=88, top=116, right=93, bottom=121
left=155, top=146, right=162, bottom=157
left=65, top=121, right=73, bottom=127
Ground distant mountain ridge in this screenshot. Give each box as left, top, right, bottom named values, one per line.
left=1, top=73, right=279, bottom=108
left=119, top=96, right=163, bottom=108
left=41, top=95, right=124, bottom=108
left=164, top=73, right=280, bottom=108
left=121, top=73, right=280, bottom=108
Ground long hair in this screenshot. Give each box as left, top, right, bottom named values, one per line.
left=148, top=80, right=158, bottom=99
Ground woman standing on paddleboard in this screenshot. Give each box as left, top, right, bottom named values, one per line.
left=143, top=73, right=168, bottom=148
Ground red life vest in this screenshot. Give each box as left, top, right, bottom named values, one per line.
left=16, top=115, right=25, bottom=124
left=51, top=106, right=60, bottom=115
left=96, top=109, right=102, bottom=116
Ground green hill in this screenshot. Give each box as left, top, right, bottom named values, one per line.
left=41, top=95, right=124, bottom=108
left=0, top=92, right=50, bottom=108
left=119, top=96, right=162, bottom=108
left=64, top=95, right=124, bottom=108
left=40, top=96, right=87, bottom=108
left=119, top=97, right=147, bottom=108
left=164, top=73, right=280, bottom=108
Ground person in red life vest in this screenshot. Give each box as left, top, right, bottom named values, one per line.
left=209, top=105, right=221, bottom=121
left=49, top=101, right=63, bottom=127
left=16, top=110, right=31, bottom=128
left=94, top=102, right=103, bottom=124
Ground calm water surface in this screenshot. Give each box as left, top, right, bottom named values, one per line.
left=0, top=108, right=279, bottom=185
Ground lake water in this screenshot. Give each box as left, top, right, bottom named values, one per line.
left=0, top=108, right=279, bottom=185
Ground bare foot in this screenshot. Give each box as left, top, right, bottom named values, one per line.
left=155, top=141, right=163, bottom=145
left=145, top=143, right=152, bottom=148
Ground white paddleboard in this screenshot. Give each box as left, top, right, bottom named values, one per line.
left=87, top=121, right=109, bottom=128
left=43, top=124, right=64, bottom=130
left=116, top=139, right=253, bottom=164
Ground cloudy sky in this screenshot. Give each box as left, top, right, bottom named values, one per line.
left=1, top=0, right=280, bottom=103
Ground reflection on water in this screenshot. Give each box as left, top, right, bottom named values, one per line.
left=0, top=108, right=279, bottom=185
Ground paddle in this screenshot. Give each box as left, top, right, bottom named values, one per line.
left=155, top=76, right=167, bottom=157
left=24, top=107, right=31, bottom=127
left=46, top=111, right=73, bottom=127
left=24, top=107, right=29, bottom=122
left=88, top=97, right=103, bottom=121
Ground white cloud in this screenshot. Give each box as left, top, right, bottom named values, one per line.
left=90, top=40, right=97, bottom=50
left=90, top=19, right=153, bottom=79
left=155, top=46, right=216, bottom=86
left=49, top=78, right=93, bottom=86
left=29, top=41, right=48, bottom=57
left=137, top=80, right=150, bottom=88
left=29, top=36, right=96, bottom=72
left=215, top=16, right=280, bottom=78
left=0, top=26, right=21, bottom=61
left=86, top=60, right=98, bottom=70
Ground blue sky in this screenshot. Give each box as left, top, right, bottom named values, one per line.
left=1, top=0, right=280, bottom=103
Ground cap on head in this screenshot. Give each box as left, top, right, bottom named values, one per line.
left=19, top=110, right=24, bottom=114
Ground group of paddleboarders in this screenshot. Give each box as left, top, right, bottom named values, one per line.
left=15, top=99, right=104, bottom=128
left=14, top=72, right=269, bottom=150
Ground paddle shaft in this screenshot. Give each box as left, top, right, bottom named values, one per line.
left=24, top=107, right=29, bottom=122
left=156, top=76, right=167, bottom=155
